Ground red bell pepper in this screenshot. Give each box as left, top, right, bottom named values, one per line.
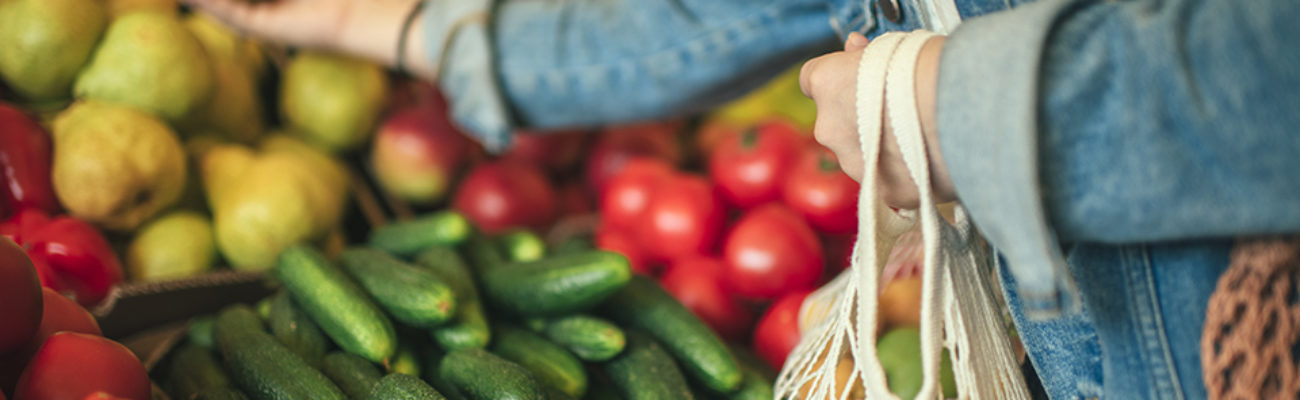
left=0, top=103, right=60, bottom=218
left=0, top=210, right=123, bottom=307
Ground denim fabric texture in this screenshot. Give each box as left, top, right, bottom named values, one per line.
left=421, top=0, right=1300, bottom=398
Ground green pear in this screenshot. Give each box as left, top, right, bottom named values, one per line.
left=51, top=101, right=187, bottom=231
left=127, top=211, right=216, bottom=282
left=185, top=14, right=265, bottom=143
left=281, top=51, right=389, bottom=153
left=74, top=10, right=213, bottom=123
left=0, top=0, right=107, bottom=101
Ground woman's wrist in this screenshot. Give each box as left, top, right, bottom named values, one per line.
left=915, top=36, right=956, bottom=203
left=335, top=0, right=432, bottom=77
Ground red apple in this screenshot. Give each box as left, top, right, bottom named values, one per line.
left=370, top=98, right=472, bottom=205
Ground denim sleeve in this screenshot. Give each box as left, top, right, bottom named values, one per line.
left=937, top=0, right=1300, bottom=313
left=425, top=0, right=841, bottom=151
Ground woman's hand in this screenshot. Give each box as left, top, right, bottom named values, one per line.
left=799, top=32, right=955, bottom=209
left=183, top=0, right=432, bottom=76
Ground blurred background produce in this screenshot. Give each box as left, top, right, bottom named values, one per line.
left=0, top=0, right=943, bottom=397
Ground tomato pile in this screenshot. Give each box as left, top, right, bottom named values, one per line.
left=438, top=115, right=862, bottom=372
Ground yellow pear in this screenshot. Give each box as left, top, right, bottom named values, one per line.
left=212, top=160, right=317, bottom=270
left=0, top=0, right=107, bottom=101
left=127, top=211, right=216, bottom=282
left=199, top=143, right=255, bottom=207
left=105, top=0, right=176, bottom=18
left=188, top=41, right=265, bottom=143
left=74, top=10, right=213, bottom=123
left=184, top=12, right=265, bottom=79
left=51, top=101, right=186, bottom=231
left=281, top=51, right=389, bottom=153
left=202, top=139, right=348, bottom=270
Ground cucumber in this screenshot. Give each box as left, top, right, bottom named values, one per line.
left=499, top=229, right=546, bottom=262
left=273, top=245, right=397, bottom=364
left=481, top=250, right=631, bottom=316
left=724, top=345, right=775, bottom=400
left=532, top=314, right=625, bottom=361
left=599, top=276, right=741, bottom=393
left=727, top=364, right=776, bottom=400
left=438, top=348, right=545, bottom=400
left=268, top=291, right=330, bottom=367
left=584, top=366, right=624, bottom=400
left=421, top=347, right=467, bottom=400
left=490, top=324, right=588, bottom=398
left=167, top=344, right=233, bottom=399
left=551, top=235, right=593, bottom=255
left=213, top=305, right=347, bottom=400
left=601, top=330, right=695, bottom=400
left=391, top=340, right=422, bottom=377
left=368, top=373, right=447, bottom=400
left=339, top=247, right=456, bottom=327
left=368, top=211, right=472, bottom=257
left=188, top=315, right=216, bottom=348
left=193, top=387, right=251, bottom=400
left=415, top=246, right=492, bottom=349
left=321, top=352, right=383, bottom=399
left=256, top=297, right=274, bottom=320
left=545, top=387, right=575, bottom=400
left=463, top=235, right=508, bottom=272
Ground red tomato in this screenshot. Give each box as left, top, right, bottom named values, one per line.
left=707, top=120, right=804, bottom=209
left=753, top=289, right=812, bottom=370
left=0, top=287, right=103, bottom=394
left=722, top=204, right=824, bottom=300
left=595, top=226, right=655, bottom=276
left=584, top=121, right=682, bottom=194
left=598, top=158, right=674, bottom=230
left=0, top=237, right=41, bottom=355
left=659, top=257, right=754, bottom=340
left=83, top=393, right=131, bottom=400
left=638, top=174, right=726, bottom=262
left=783, top=145, right=859, bottom=234
left=452, top=160, right=557, bottom=234
left=14, top=332, right=149, bottom=400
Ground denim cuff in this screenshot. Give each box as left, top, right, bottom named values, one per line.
left=423, top=0, right=515, bottom=152
left=935, top=0, right=1082, bottom=318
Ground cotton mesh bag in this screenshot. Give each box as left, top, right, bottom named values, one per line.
left=774, top=30, right=1030, bottom=400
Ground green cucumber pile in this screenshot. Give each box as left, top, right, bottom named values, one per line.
left=159, top=211, right=776, bottom=400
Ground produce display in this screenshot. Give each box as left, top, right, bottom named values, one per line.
left=0, top=0, right=946, bottom=398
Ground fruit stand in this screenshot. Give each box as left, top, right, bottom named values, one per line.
left=0, top=1, right=979, bottom=399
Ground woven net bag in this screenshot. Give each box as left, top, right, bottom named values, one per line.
left=1201, top=236, right=1300, bottom=399
left=774, top=30, right=1030, bottom=400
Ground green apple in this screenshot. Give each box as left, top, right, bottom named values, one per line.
left=876, top=327, right=957, bottom=399
left=127, top=211, right=216, bottom=282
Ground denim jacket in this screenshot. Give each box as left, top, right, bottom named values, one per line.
left=422, top=0, right=1300, bottom=398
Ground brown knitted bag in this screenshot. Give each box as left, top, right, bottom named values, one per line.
left=1201, top=236, right=1300, bottom=399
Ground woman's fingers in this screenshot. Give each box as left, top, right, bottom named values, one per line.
left=844, top=32, right=869, bottom=51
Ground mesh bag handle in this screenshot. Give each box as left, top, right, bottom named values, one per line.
left=775, top=30, right=1030, bottom=399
